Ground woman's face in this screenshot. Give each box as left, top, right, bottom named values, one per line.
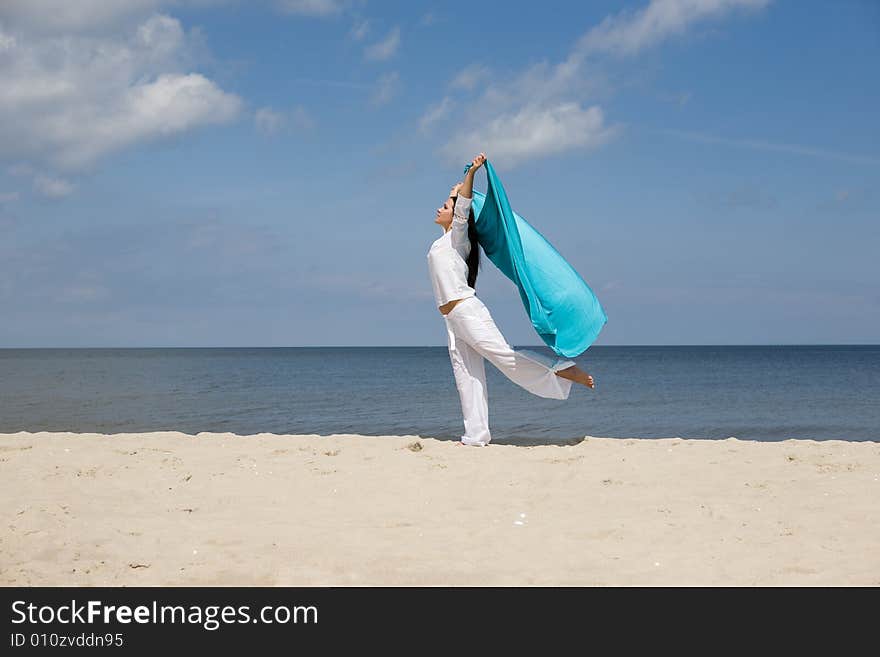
left=434, top=195, right=454, bottom=229
left=434, top=183, right=460, bottom=229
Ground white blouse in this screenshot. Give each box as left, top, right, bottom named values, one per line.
left=426, top=194, right=476, bottom=308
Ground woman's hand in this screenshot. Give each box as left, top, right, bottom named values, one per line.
left=461, top=152, right=485, bottom=198
left=449, top=182, right=464, bottom=198
left=468, top=153, right=486, bottom=174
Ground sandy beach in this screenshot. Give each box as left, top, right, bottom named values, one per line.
left=1, top=431, right=878, bottom=586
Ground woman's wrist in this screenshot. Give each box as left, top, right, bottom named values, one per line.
left=460, top=172, right=474, bottom=197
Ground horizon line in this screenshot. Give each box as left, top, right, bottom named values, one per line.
left=1, top=344, right=878, bottom=349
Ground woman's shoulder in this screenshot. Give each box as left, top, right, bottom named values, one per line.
left=427, top=231, right=449, bottom=253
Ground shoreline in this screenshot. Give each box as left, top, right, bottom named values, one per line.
left=2, top=431, right=878, bottom=586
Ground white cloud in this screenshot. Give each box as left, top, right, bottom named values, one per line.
left=501, top=0, right=771, bottom=110
left=419, top=97, right=453, bottom=133
left=33, top=173, right=75, bottom=199
left=65, top=73, right=238, bottom=171
left=450, top=64, right=491, bottom=91
left=442, top=103, right=619, bottom=168
left=577, top=0, right=770, bottom=57
left=135, top=12, right=186, bottom=60
left=0, top=11, right=243, bottom=178
left=365, top=26, right=400, bottom=61
left=427, top=0, right=771, bottom=168
left=275, top=0, right=345, bottom=17
left=255, top=105, right=315, bottom=135
left=370, top=72, right=400, bottom=107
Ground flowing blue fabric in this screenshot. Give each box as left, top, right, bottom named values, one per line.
left=466, top=161, right=607, bottom=358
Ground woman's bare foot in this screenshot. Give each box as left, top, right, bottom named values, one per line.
left=556, top=365, right=594, bottom=389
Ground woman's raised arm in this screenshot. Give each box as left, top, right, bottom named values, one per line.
left=460, top=152, right=486, bottom=199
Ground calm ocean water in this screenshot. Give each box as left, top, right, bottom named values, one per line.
left=0, top=346, right=877, bottom=444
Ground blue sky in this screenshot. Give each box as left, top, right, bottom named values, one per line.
left=1, top=0, right=877, bottom=347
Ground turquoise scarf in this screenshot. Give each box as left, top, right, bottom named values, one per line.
left=467, top=161, right=607, bottom=358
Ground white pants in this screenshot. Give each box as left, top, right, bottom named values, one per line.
left=443, top=296, right=576, bottom=446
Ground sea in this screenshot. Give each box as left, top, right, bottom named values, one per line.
left=0, top=345, right=877, bottom=444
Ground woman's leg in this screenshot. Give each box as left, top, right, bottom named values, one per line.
left=446, top=317, right=492, bottom=446
left=446, top=297, right=575, bottom=400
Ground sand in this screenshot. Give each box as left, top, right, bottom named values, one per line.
left=1, top=431, right=878, bottom=586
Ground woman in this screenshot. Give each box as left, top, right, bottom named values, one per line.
left=427, top=152, right=596, bottom=447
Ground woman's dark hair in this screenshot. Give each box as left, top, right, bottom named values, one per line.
left=452, top=196, right=480, bottom=289
left=465, top=206, right=480, bottom=289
